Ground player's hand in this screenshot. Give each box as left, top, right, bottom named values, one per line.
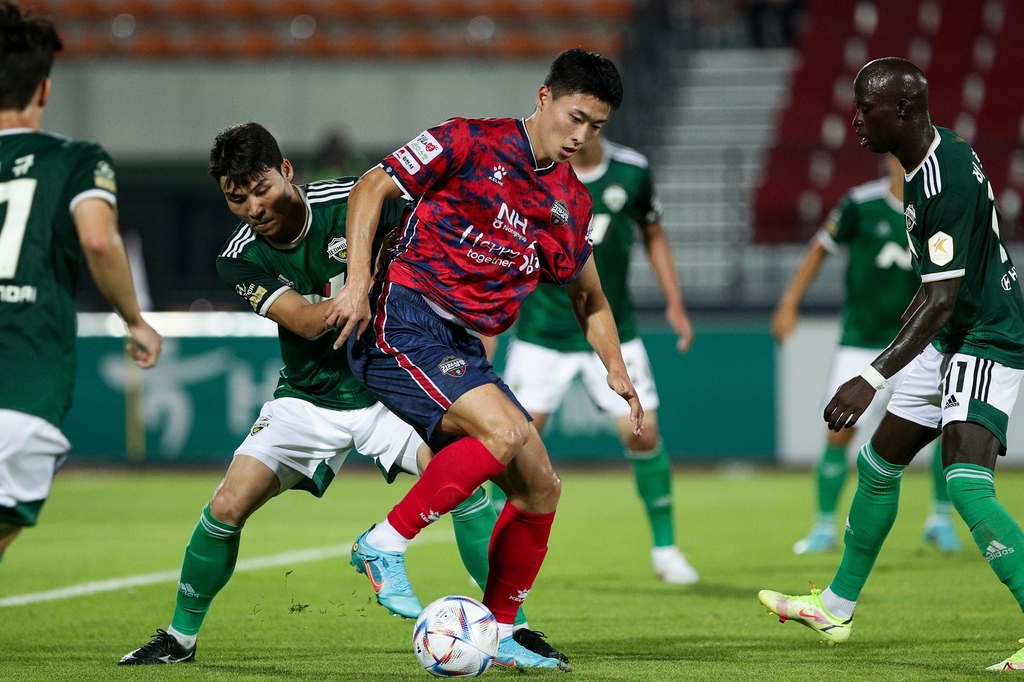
left=824, top=376, right=875, bottom=431
left=667, top=302, right=693, bottom=353
left=326, top=277, right=372, bottom=350
left=607, top=367, right=644, bottom=435
left=125, top=319, right=162, bottom=368
left=771, top=301, right=798, bottom=343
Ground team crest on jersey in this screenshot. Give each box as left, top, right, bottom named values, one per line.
left=904, top=203, right=916, bottom=232
left=327, top=236, right=348, bottom=263
left=93, top=159, right=116, bottom=192
left=602, top=184, right=628, bottom=213
left=438, top=355, right=468, bottom=377
left=250, top=416, right=271, bottom=436
left=550, top=200, right=570, bottom=226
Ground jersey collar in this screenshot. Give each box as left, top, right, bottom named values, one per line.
left=265, top=184, right=311, bottom=251
left=572, top=138, right=610, bottom=184
left=0, top=127, right=36, bottom=137
left=904, top=127, right=941, bottom=182
left=517, top=118, right=557, bottom=176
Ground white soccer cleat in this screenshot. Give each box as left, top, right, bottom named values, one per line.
left=987, top=639, right=1024, bottom=671
left=651, top=546, right=699, bottom=585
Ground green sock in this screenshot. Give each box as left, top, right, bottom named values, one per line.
left=629, top=446, right=674, bottom=548
left=170, top=504, right=241, bottom=636
left=451, top=487, right=526, bottom=627
left=487, top=481, right=507, bottom=513
left=946, top=464, right=1024, bottom=610
left=817, top=444, right=848, bottom=515
left=830, top=442, right=905, bottom=602
left=930, top=440, right=952, bottom=514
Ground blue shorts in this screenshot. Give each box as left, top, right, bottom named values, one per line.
left=347, top=281, right=529, bottom=452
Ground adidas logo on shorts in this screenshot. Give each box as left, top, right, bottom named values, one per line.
left=985, top=540, right=1014, bottom=562
left=944, top=394, right=960, bottom=409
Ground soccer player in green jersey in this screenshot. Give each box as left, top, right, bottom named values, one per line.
left=120, top=122, right=561, bottom=667
left=490, top=133, right=698, bottom=584
left=0, top=2, right=161, bottom=564
left=774, top=154, right=961, bottom=555
left=759, top=58, right=1024, bottom=670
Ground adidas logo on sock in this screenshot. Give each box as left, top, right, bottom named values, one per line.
left=985, top=540, right=1015, bottom=562
left=178, top=582, right=200, bottom=598
left=944, top=394, right=960, bottom=409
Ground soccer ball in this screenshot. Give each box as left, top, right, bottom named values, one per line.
left=412, top=595, right=499, bottom=677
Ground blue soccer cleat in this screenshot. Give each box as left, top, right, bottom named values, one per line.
left=350, top=527, right=423, bottom=619
left=923, top=515, right=964, bottom=553
left=792, top=526, right=837, bottom=555
left=492, top=635, right=566, bottom=670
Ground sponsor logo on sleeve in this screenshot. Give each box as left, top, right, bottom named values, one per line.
left=250, top=415, right=271, bottom=435
left=438, top=355, right=468, bottom=377
left=93, top=160, right=117, bottom=192
left=904, top=203, right=916, bottom=232
left=928, top=231, right=953, bottom=266
left=550, top=199, right=570, bottom=226
left=408, top=131, right=443, bottom=164
left=393, top=147, right=421, bottom=174
left=236, top=284, right=268, bottom=311
left=327, top=236, right=348, bottom=263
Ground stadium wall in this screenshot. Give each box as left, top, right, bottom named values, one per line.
left=46, top=61, right=551, bottom=160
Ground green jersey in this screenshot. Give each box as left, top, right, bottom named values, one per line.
left=0, top=129, right=118, bottom=427
left=516, top=140, right=660, bottom=352
left=216, top=178, right=407, bottom=410
left=904, top=127, right=1024, bottom=368
left=819, top=177, right=919, bottom=349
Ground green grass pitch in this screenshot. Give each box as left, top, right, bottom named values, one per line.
left=3, top=465, right=1024, bottom=681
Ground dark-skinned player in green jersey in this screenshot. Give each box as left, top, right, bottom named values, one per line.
left=484, top=131, right=698, bottom=584
left=759, top=58, right=1024, bottom=671
left=0, top=2, right=161, bottom=565
left=119, top=123, right=563, bottom=667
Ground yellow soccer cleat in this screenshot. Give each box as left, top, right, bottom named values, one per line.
left=758, top=584, right=852, bottom=646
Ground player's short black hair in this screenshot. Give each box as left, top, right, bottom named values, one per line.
left=544, top=47, right=623, bottom=111
left=209, top=122, right=285, bottom=188
left=0, top=1, right=62, bottom=112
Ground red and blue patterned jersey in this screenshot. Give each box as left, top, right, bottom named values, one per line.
left=380, top=116, right=594, bottom=335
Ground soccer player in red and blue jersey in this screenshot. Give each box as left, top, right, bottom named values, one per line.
left=327, top=49, right=641, bottom=669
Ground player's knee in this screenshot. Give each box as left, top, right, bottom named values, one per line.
left=484, top=418, right=531, bottom=463
left=624, top=428, right=658, bottom=452
left=209, top=485, right=252, bottom=527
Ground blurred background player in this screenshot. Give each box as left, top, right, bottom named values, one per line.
left=119, top=123, right=550, bottom=665
left=327, top=48, right=637, bottom=669
left=489, top=132, right=699, bottom=584
left=760, top=57, right=1024, bottom=671
left=773, top=154, right=961, bottom=554
left=0, top=1, right=161, bottom=564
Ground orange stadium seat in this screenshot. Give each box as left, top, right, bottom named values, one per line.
left=332, top=30, right=381, bottom=56
left=479, top=0, right=527, bottom=20
left=419, top=0, right=473, bottom=20
left=554, top=31, right=621, bottom=56
left=236, top=30, right=279, bottom=56
left=372, top=0, right=419, bottom=20
left=182, top=30, right=231, bottom=57
left=60, top=30, right=116, bottom=56
left=130, top=31, right=174, bottom=56
left=590, top=0, right=632, bottom=20
left=58, top=0, right=102, bottom=18
left=491, top=31, right=549, bottom=58
left=217, top=0, right=260, bottom=19
left=535, top=0, right=579, bottom=20
left=388, top=30, right=457, bottom=57
left=163, top=0, right=208, bottom=19
left=268, top=0, right=315, bottom=18
left=317, top=0, right=366, bottom=19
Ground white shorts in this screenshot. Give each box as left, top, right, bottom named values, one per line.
left=503, top=337, right=660, bottom=418
left=0, top=409, right=70, bottom=526
left=823, top=346, right=912, bottom=429
left=887, top=344, right=1024, bottom=447
left=236, top=398, right=422, bottom=496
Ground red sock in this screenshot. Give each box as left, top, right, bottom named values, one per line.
left=387, top=437, right=505, bottom=539
left=483, top=502, right=555, bottom=625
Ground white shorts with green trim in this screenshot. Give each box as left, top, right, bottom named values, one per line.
left=823, top=345, right=912, bottom=428
left=886, top=344, right=1024, bottom=448
left=0, top=408, right=70, bottom=527
left=235, top=397, right=422, bottom=496
left=503, top=337, right=660, bottom=418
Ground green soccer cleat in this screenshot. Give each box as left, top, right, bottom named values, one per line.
left=923, top=515, right=964, bottom=553
left=758, top=585, right=852, bottom=646
left=987, top=639, right=1024, bottom=671
left=792, top=526, right=837, bottom=555
left=350, top=527, right=423, bottom=619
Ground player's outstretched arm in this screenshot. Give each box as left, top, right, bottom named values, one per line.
left=825, top=277, right=959, bottom=431
left=74, top=197, right=161, bottom=368
left=266, top=290, right=335, bottom=340
left=565, top=256, right=643, bottom=434
left=772, top=237, right=830, bottom=343
left=641, top=220, right=693, bottom=353
left=327, top=167, right=403, bottom=349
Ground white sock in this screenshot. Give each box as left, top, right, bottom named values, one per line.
left=821, top=587, right=856, bottom=620
left=497, top=622, right=514, bottom=641
left=512, top=621, right=529, bottom=632
left=366, top=520, right=411, bottom=553
left=166, top=626, right=197, bottom=650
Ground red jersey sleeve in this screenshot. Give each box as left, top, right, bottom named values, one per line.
left=381, top=118, right=472, bottom=199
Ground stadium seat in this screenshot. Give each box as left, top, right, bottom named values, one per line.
left=317, top=0, right=366, bottom=19
left=129, top=31, right=174, bottom=57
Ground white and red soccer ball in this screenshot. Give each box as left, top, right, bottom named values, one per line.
left=412, top=596, right=499, bottom=677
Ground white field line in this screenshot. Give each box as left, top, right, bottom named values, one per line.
left=0, top=529, right=454, bottom=608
